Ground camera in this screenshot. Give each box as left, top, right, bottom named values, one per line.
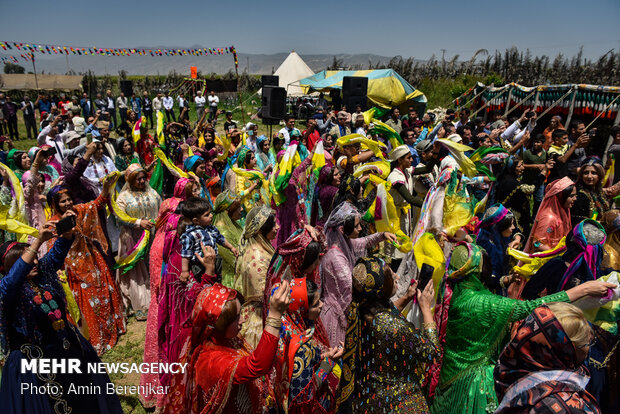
left=525, top=111, right=536, bottom=119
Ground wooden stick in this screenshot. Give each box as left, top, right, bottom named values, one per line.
left=586, top=94, right=620, bottom=129
left=469, top=87, right=509, bottom=119
left=536, top=88, right=575, bottom=119
left=504, top=89, right=537, bottom=117
left=455, top=86, right=489, bottom=112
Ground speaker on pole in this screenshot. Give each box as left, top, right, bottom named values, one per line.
left=342, top=76, right=368, bottom=111
left=119, top=80, right=133, bottom=96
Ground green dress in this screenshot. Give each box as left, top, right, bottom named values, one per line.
left=430, top=276, right=569, bottom=414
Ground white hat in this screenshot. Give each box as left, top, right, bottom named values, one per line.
left=64, top=130, right=82, bottom=144
left=447, top=134, right=463, bottom=143
left=389, top=145, right=411, bottom=161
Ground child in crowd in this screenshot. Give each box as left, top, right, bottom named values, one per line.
left=179, top=197, right=238, bottom=284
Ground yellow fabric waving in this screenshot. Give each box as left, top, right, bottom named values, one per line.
left=0, top=162, right=38, bottom=240
left=437, top=138, right=477, bottom=177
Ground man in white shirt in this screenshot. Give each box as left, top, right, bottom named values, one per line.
left=163, top=92, right=175, bottom=122
left=106, top=89, right=116, bottom=127
left=500, top=110, right=536, bottom=145
left=116, top=92, right=128, bottom=124
left=37, top=115, right=70, bottom=164
left=195, top=91, right=206, bottom=122
left=152, top=93, right=164, bottom=116
left=207, top=91, right=219, bottom=123
left=278, top=115, right=300, bottom=148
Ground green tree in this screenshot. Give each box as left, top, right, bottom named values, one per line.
left=3, top=62, right=25, bottom=74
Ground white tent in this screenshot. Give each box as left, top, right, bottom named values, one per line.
left=260, top=51, right=315, bottom=97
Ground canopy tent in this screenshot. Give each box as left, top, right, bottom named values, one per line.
left=0, top=74, right=82, bottom=91
left=454, top=82, right=620, bottom=126
left=298, top=69, right=427, bottom=109
left=258, top=51, right=316, bottom=97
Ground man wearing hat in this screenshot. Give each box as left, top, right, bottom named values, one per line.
left=412, top=139, right=439, bottom=196
left=97, top=121, right=117, bottom=159
left=329, top=111, right=351, bottom=138
left=386, top=145, right=424, bottom=270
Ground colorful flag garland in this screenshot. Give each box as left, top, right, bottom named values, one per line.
left=0, top=41, right=238, bottom=69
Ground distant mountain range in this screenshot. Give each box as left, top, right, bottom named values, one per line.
left=8, top=51, right=399, bottom=76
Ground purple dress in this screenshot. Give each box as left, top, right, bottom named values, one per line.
left=320, top=232, right=384, bottom=347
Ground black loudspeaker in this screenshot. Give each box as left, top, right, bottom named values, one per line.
left=342, top=76, right=368, bottom=97
left=262, top=86, right=287, bottom=120
left=342, top=76, right=368, bottom=111
left=344, top=95, right=368, bottom=113
left=262, top=75, right=279, bottom=88
left=119, top=80, right=133, bottom=96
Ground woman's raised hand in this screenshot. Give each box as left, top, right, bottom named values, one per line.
left=269, top=279, right=291, bottom=317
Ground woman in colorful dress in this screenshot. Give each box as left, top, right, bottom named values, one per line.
left=571, top=157, right=612, bottom=224
left=115, top=163, right=161, bottom=320
left=255, top=135, right=275, bottom=175
left=212, top=190, right=243, bottom=287
left=114, top=137, right=141, bottom=172
left=0, top=221, right=122, bottom=413
left=429, top=242, right=615, bottom=414
left=6, top=148, right=30, bottom=180
left=524, top=176, right=576, bottom=253
left=235, top=205, right=277, bottom=349
left=340, top=256, right=439, bottom=413
left=311, top=165, right=341, bottom=227
left=320, top=202, right=394, bottom=347
left=164, top=278, right=291, bottom=414
left=494, top=303, right=600, bottom=413
left=235, top=147, right=267, bottom=216
left=46, top=176, right=126, bottom=354
left=274, top=277, right=342, bottom=413
left=83, top=141, right=118, bottom=194
left=139, top=177, right=196, bottom=409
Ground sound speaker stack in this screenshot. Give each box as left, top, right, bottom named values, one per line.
left=261, top=75, right=286, bottom=125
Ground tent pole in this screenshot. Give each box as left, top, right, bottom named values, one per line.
left=504, top=89, right=537, bottom=117
left=456, top=86, right=488, bottom=112
left=503, top=88, right=513, bottom=116
left=537, top=88, right=575, bottom=119
left=565, top=89, right=578, bottom=126
left=585, top=94, right=620, bottom=129
left=469, top=86, right=508, bottom=120
left=31, top=54, right=39, bottom=91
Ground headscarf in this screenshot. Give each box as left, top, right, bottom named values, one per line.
left=312, top=165, right=339, bottom=225
left=324, top=202, right=360, bottom=268
left=184, top=155, right=203, bottom=173
left=213, top=190, right=238, bottom=215
left=237, top=147, right=251, bottom=168
left=474, top=203, right=510, bottom=236
left=558, top=219, right=606, bottom=290
left=124, top=163, right=144, bottom=181
left=173, top=177, right=192, bottom=199
left=339, top=256, right=387, bottom=405
left=275, top=277, right=328, bottom=412
left=239, top=205, right=275, bottom=254
left=46, top=185, right=71, bottom=214
left=7, top=149, right=25, bottom=178
left=172, top=283, right=247, bottom=413
left=524, top=177, right=574, bottom=253
left=494, top=305, right=599, bottom=413
left=256, top=135, right=268, bottom=153
left=577, top=156, right=605, bottom=191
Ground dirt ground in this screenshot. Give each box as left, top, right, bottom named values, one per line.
left=101, top=317, right=148, bottom=413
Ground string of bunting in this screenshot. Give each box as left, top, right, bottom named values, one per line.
left=0, top=41, right=238, bottom=69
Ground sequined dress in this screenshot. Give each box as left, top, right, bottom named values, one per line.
left=353, top=307, right=439, bottom=413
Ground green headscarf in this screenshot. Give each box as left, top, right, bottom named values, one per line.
left=213, top=190, right=239, bottom=215
left=7, top=149, right=25, bottom=179
left=237, top=147, right=250, bottom=168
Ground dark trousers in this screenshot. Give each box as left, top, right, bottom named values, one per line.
left=144, top=110, right=153, bottom=128
left=7, top=116, right=18, bottom=140
left=165, top=108, right=175, bottom=123
left=119, top=108, right=127, bottom=124
left=24, top=115, right=37, bottom=139
left=208, top=106, right=217, bottom=122
left=108, top=109, right=117, bottom=127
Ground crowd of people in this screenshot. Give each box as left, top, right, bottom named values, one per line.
left=0, top=86, right=619, bottom=414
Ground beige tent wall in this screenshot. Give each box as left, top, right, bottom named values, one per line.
left=0, top=74, right=82, bottom=91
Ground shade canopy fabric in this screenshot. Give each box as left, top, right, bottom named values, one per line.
left=299, top=69, right=426, bottom=109
left=0, top=74, right=83, bottom=91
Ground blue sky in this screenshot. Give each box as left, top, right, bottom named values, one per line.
left=1, top=0, right=619, bottom=60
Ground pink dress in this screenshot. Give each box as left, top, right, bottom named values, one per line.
left=139, top=179, right=191, bottom=409
left=320, top=232, right=384, bottom=347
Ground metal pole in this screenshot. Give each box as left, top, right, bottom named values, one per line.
left=31, top=54, right=39, bottom=91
